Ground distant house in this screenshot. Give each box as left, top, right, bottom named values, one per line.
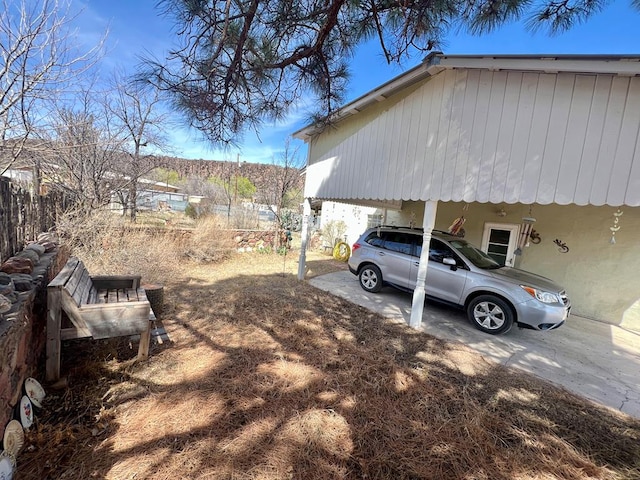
left=295, top=53, right=640, bottom=332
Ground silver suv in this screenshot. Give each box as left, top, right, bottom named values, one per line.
left=348, top=226, right=571, bottom=334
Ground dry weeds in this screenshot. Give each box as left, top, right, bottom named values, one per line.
left=15, top=222, right=640, bottom=479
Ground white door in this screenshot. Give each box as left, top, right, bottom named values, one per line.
left=481, top=223, right=520, bottom=267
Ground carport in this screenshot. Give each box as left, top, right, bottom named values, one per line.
left=295, top=53, right=640, bottom=330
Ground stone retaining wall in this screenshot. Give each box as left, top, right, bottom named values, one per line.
left=232, top=229, right=280, bottom=252
left=0, top=247, right=68, bottom=428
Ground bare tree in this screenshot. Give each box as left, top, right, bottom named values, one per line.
left=257, top=137, right=304, bottom=247
left=43, top=85, right=124, bottom=214
left=0, top=0, right=103, bottom=174
left=108, top=72, right=171, bottom=221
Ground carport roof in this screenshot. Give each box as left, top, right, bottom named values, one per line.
left=295, top=53, right=640, bottom=207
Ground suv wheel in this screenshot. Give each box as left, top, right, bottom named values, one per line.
left=467, top=295, right=514, bottom=335
left=359, top=265, right=383, bottom=293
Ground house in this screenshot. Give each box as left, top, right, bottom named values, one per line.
left=294, top=53, right=640, bottom=333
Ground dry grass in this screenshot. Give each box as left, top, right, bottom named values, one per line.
left=15, top=222, right=640, bottom=479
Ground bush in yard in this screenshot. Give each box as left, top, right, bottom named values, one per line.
left=184, top=203, right=198, bottom=219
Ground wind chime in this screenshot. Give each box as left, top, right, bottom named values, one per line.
left=609, top=209, right=623, bottom=244
left=516, top=206, right=537, bottom=255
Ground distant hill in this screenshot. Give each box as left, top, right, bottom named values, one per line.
left=156, top=156, right=303, bottom=193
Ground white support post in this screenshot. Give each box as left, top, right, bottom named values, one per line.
left=409, top=200, right=438, bottom=329
left=297, top=198, right=312, bottom=280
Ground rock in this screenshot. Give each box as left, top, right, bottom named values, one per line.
left=1, top=257, right=33, bottom=274
left=0, top=294, right=11, bottom=314
left=25, top=243, right=46, bottom=256
left=39, top=241, right=57, bottom=253
left=0, top=273, right=14, bottom=297
left=16, top=249, right=40, bottom=265
left=10, top=274, right=34, bottom=292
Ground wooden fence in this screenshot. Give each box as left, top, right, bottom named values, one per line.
left=0, top=177, right=71, bottom=262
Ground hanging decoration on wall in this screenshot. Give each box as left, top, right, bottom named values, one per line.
left=529, top=230, right=542, bottom=244
left=553, top=239, right=569, bottom=253
left=447, top=204, right=468, bottom=237
left=609, top=209, right=623, bottom=244
left=409, top=211, right=417, bottom=229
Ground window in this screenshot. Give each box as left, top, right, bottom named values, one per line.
left=365, top=232, right=385, bottom=248
left=415, top=238, right=464, bottom=266
left=364, top=231, right=412, bottom=255
left=383, top=232, right=412, bottom=255
left=367, top=214, right=383, bottom=229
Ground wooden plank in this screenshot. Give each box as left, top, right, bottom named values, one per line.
left=48, top=257, right=80, bottom=288
left=65, top=261, right=87, bottom=303
left=61, top=327, right=93, bottom=340
left=137, top=288, right=148, bottom=302
left=137, top=318, right=152, bottom=360
left=107, top=290, right=117, bottom=304
left=92, top=275, right=141, bottom=290
left=97, top=290, right=107, bottom=303
left=80, top=302, right=151, bottom=339
left=46, top=289, right=62, bottom=382
left=71, top=269, right=92, bottom=307
left=60, top=294, right=92, bottom=336
left=87, top=286, right=98, bottom=304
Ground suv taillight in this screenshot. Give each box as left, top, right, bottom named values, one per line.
left=352, top=242, right=361, bottom=252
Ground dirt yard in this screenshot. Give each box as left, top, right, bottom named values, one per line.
left=15, top=245, right=640, bottom=479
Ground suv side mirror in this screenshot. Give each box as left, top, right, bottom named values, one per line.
left=443, top=257, right=457, bottom=271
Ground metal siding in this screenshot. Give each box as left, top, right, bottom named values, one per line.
left=453, top=69, right=480, bottom=202
left=573, top=76, right=612, bottom=205
left=304, top=68, right=640, bottom=207
left=464, top=70, right=493, bottom=201
left=362, top=114, right=381, bottom=198
left=590, top=77, right=628, bottom=205
left=440, top=70, right=467, bottom=201
left=429, top=71, right=453, bottom=200
left=519, top=74, right=555, bottom=204
left=386, top=101, right=403, bottom=199
left=490, top=72, right=521, bottom=203
left=505, top=73, right=537, bottom=203
left=536, top=74, right=574, bottom=204
left=421, top=72, right=447, bottom=200
left=476, top=72, right=507, bottom=203
left=625, top=122, right=640, bottom=206
left=608, top=77, right=640, bottom=205
left=555, top=75, right=596, bottom=205
left=406, top=79, right=427, bottom=200
left=394, top=96, right=413, bottom=199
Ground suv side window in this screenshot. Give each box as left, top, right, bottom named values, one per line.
left=364, top=231, right=412, bottom=255
left=364, top=232, right=385, bottom=248
left=415, top=238, right=464, bottom=266
left=383, top=232, right=412, bottom=255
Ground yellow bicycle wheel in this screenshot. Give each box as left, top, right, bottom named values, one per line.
left=333, top=241, right=351, bottom=262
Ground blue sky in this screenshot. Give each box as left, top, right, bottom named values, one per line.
left=73, top=1, right=640, bottom=164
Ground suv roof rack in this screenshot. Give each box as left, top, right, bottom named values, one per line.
left=376, top=225, right=452, bottom=235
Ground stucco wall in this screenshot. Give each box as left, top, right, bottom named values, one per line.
left=382, top=201, right=640, bottom=331
left=320, top=201, right=378, bottom=246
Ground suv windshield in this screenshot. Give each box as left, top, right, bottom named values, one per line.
left=448, top=239, right=502, bottom=269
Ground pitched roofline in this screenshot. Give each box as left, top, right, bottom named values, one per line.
left=293, top=52, right=640, bottom=141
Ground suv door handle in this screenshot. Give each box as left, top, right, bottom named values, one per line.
left=378, top=252, right=385, bottom=256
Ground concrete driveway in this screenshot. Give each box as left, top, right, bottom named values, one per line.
left=309, top=270, right=640, bottom=419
